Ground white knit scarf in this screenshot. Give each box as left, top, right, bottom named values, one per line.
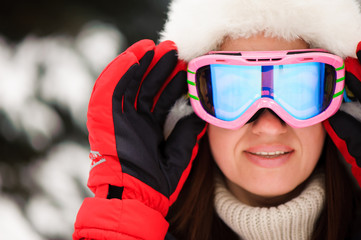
left=214, top=174, right=325, bottom=240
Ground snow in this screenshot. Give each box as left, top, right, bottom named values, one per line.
left=75, top=21, right=126, bottom=74
left=0, top=196, right=42, bottom=240
left=26, top=142, right=92, bottom=238
left=19, top=99, right=63, bottom=151
left=0, top=21, right=124, bottom=239
left=38, top=35, right=94, bottom=132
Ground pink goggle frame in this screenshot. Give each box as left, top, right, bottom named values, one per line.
left=187, top=49, right=345, bottom=129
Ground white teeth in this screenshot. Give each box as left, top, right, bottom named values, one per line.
left=253, top=151, right=287, bottom=156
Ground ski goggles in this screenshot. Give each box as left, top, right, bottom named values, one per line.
left=187, top=49, right=345, bottom=129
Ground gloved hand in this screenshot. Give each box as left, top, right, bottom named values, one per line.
left=73, top=40, right=207, bottom=240
left=323, top=41, right=361, bottom=186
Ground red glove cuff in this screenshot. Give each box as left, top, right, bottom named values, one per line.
left=73, top=197, right=169, bottom=240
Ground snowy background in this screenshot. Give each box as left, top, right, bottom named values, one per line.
left=0, top=1, right=168, bottom=239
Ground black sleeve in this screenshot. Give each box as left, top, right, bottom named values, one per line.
left=165, top=232, right=177, bottom=240
left=349, top=204, right=361, bottom=240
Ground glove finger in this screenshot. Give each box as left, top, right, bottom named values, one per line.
left=152, top=60, right=188, bottom=125
left=125, top=39, right=156, bottom=60
left=357, top=41, right=361, bottom=62
left=345, top=71, right=361, bottom=102
left=88, top=53, right=141, bottom=154
left=121, top=40, right=156, bottom=113
left=345, top=57, right=361, bottom=102
left=137, top=41, right=179, bottom=113
left=163, top=113, right=207, bottom=192
left=122, top=50, right=155, bottom=113
left=88, top=40, right=156, bottom=155
left=327, top=111, right=361, bottom=167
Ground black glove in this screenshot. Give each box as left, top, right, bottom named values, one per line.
left=324, top=41, right=361, bottom=186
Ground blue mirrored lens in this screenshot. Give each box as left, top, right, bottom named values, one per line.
left=273, top=62, right=325, bottom=119
left=210, top=64, right=261, bottom=121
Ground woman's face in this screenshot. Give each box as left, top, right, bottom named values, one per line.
left=208, top=34, right=326, bottom=206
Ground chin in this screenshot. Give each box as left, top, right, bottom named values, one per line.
left=254, top=187, right=295, bottom=198
left=245, top=177, right=307, bottom=204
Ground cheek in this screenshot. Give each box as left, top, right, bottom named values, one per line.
left=208, top=126, right=233, bottom=167
left=291, top=124, right=326, bottom=186
left=208, top=126, right=232, bottom=165
left=207, top=125, right=247, bottom=176
left=298, top=124, right=326, bottom=165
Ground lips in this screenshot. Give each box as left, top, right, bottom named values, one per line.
left=248, top=151, right=291, bottom=158
left=244, top=145, right=294, bottom=168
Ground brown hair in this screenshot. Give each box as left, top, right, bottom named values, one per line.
left=167, top=136, right=361, bottom=240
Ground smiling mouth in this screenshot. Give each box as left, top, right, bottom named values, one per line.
left=246, top=151, right=293, bottom=158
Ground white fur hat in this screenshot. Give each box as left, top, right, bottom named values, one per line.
left=160, top=0, right=361, bottom=62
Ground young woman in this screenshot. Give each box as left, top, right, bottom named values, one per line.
left=167, top=34, right=361, bottom=240
left=74, top=0, right=361, bottom=239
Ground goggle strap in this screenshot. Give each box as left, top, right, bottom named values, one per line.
left=333, top=88, right=344, bottom=99
left=336, top=63, right=345, bottom=71
left=187, top=69, right=196, bottom=74
left=187, top=79, right=196, bottom=86
left=337, top=76, right=345, bottom=83
left=188, top=93, right=199, bottom=101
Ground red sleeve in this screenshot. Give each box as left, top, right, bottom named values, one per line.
left=73, top=197, right=169, bottom=240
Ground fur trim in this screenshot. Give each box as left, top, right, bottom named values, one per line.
left=160, top=0, right=361, bottom=62
left=340, top=101, right=361, bottom=122
left=163, top=96, right=193, bottom=139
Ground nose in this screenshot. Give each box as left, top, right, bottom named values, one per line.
left=251, top=109, right=287, bottom=135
